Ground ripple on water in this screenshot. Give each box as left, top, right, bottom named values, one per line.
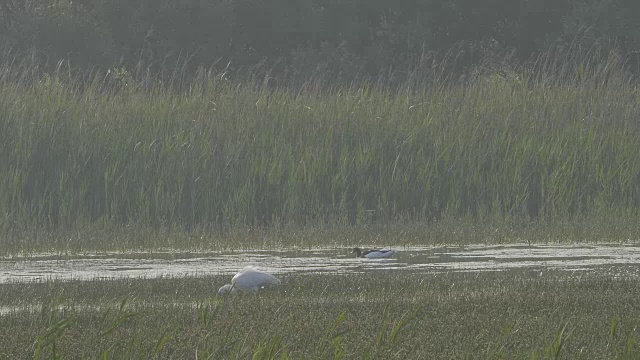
left=0, top=244, right=639, bottom=283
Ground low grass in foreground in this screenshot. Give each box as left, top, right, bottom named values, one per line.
left=1, top=270, right=639, bottom=358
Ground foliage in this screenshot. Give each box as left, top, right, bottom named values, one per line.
left=1, top=55, right=640, bottom=234
left=0, top=0, right=639, bottom=84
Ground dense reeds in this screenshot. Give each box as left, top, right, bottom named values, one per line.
left=1, top=55, right=639, bottom=236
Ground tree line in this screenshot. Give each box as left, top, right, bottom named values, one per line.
left=1, top=0, right=639, bottom=85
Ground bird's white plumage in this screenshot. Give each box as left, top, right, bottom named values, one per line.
left=352, top=247, right=396, bottom=258
left=218, top=266, right=281, bottom=295
left=232, top=266, right=281, bottom=291
left=364, top=249, right=395, bottom=258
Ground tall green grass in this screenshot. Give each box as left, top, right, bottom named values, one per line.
left=1, top=56, right=639, bottom=235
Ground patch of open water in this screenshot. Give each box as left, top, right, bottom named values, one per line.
left=1, top=243, right=639, bottom=284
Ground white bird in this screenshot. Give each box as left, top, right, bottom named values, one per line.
left=351, top=247, right=396, bottom=259
left=217, top=283, right=239, bottom=295
left=218, top=266, right=281, bottom=295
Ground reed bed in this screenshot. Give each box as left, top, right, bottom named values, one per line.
left=1, top=60, right=640, bottom=247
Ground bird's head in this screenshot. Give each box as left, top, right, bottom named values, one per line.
left=217, top=283, right=235, bottom=295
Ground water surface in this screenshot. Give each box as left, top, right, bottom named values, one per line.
left=1, top=243, right=639, bottom=283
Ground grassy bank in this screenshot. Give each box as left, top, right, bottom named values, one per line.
left=2, top=213, right=640, bottom=255
left=1, top=59, right=640, bottom=248
left=1, top=271, right=639, bottom=358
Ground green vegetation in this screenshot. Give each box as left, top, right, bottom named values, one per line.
left=1, top=1, right=639, bottom=250
left=1, top=0, right=640, bottom=85
left=1, top=56, right=640, bottom=251
left=2, top=1, right=640, bottom=358
left=1, top=271, right=639, bottom=358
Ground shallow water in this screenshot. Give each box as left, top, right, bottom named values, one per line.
left=1, top=243, right=639, bottom=284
